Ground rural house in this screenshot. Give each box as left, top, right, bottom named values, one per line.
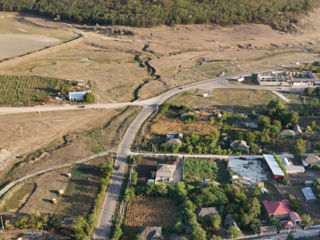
left=196, top=207, right=219, bottom=219
left=155, top=164, right=176, bottom=183
left=302, top=154, right=320, bottom=167
left=230, top=140, right=250, bottom=152
left=165, top=138, right=182, bottom=146
left=262, top=199, right=300, bottom=224
left=140, top=227, right=164, bottom=240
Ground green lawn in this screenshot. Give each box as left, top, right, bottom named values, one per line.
left=184, top=158, right=229, bottom=183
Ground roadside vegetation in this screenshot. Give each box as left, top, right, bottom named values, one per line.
left=0, top=0, right=316, bottom=29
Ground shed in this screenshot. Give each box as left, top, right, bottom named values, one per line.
left=289, top=212, right=301, bottom=225
left=263, top=155, right=285, bottom=180
left=280, top=129, right=296, bottom=139
left=302, top=187, right=316, bottom=201
left=225, top=214, right=236, bottom=228
left=68, top=91, right=87, bottom=101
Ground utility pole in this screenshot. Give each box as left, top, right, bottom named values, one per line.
left=0, top=215, right=4, bottom=230
left=20, top=125, right=23, bottom=138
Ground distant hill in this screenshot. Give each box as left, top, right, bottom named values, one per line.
left=0, top=0, right=317, bottom=28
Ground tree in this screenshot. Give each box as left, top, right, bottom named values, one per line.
left=134, top=155, right=142, bottom=165
left=191, top=225, right=206, bottom=240
left=211, top=214, right=221, bottom=230
left=84, top=92, right=95, bottom=103
left=245, top=131, right=255, bottom=145
left=124, top=187, right=135, bottom=203
left=293, top=138, right=306, bottom=157
left=301, top=214, right=313, bottom=227
left=131, top=172, right=138, bottom=185
left=227, top=226, right=242, bottom=238
left=250, top=143, right=259, bottom=154
left=289, top=195, right=302, bottom=213
left=155, top=183, right=168, bottom=196
left=304, top=87, right=313, bottom=96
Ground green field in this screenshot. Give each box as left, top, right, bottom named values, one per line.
left=184, top=158, right=229, bottom=184
left=0, top=75, right=68, bottom=106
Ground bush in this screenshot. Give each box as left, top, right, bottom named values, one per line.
left=301, top=214, right=314, bottom=227
left=227, top=226, right=242, bottom=238
left=84, top=92, right=95, bottom=103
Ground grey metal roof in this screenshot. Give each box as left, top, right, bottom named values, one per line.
left=263, top=154, right=285, bottom=177
left=302, top=187, right=316, bottom=201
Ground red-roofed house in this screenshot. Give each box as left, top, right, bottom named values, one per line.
left=262, top=200, right=291, bottom=219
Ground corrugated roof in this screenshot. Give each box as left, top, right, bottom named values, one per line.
left=302, top=187, right=316, bottom=201
left=69, top=91, right=87, bottom=98
left=263, top=155, right=285, bottom=177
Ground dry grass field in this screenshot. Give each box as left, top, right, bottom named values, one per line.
left=167, top=88, right=278, bottom=110
left=0, top=12, right=76, bottom=60
left=0, top=107, right=140, bottom=187
left=1, top=9, right=320, bottom=102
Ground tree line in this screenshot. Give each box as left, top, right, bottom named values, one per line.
left=0, top=0, right=317, bottom=27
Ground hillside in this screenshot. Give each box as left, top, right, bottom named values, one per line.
left=0, top=0, right=317, bottom=28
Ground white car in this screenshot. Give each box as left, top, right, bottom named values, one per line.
left=296, top=62, right=300, bottom=65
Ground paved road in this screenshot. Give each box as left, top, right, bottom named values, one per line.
left=0, top=152, right=108, bottom=198
left=94, top=106, right=154, bottom=240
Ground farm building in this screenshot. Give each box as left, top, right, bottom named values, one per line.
left=230, top=140, right=250, bottom=152
left=68, top=91, right=87, bottom=101
left=255, top=71, right=317, bottom=86
left=263, top=155, right=285, bottom=180
left=197, top=207, right=219, bottom=218
left=302, top=154, right=320, bottom=167
left=280, top=129, right=296, bottom=139
left=302, top=187, right=317, bottom=201
left=140, top=226, right=164, bottom=240
left=155, top=164, right=176, bottom=184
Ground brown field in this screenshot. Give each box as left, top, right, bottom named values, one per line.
left=167, top=88, right=278, bottom=110
left=1, top=9, right=320, bottom=102
left=123, top=196, right=178, bottom=239
left=0, top=12, right=76, bottom=60
left=151, top=117, right=215, bottom=135
left=125, top=196, right=177, bottom=227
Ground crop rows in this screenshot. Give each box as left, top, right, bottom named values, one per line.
left=0, top=75, right=59, bottom=106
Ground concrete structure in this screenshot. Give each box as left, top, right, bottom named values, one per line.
left=155, top=164, right=176, bottom=183
left=263, top=155, right=285, bottom=180
left=230, top=140, right=250, bottom=152
left=228, top=157, right=268, bottom=185
left=280, top=156, right=305, bottom=174
left=302, top=187, right=316, bottom=201
left=255, top=71, right=317, bottom=87
left=302, top=154, right=320, bottom=167
left=197, top=207, right=219, bottom=218
left=68, top=91, right=87, bottom=101
left=140, top=227, right=164, bottom=240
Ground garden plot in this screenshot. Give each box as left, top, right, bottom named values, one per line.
left=228, top=157, right=268, bottom=185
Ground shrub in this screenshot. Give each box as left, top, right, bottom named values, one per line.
left=84, top=92, right=95, bottom=103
